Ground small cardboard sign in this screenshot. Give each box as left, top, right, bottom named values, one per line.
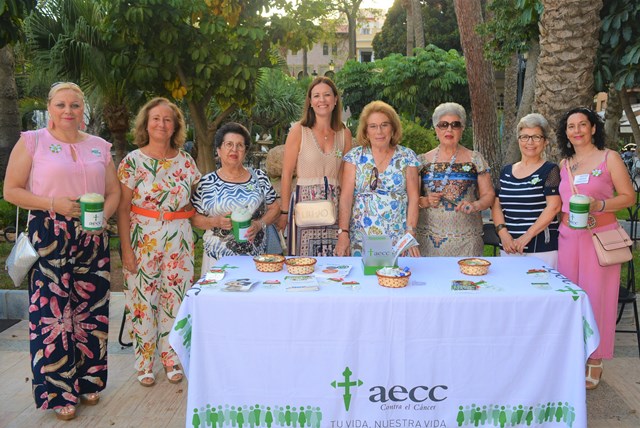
left=362, top=235, right=395, bottom=275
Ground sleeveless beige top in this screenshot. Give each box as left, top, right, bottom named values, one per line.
left=296, top=125, right=345, bottom=187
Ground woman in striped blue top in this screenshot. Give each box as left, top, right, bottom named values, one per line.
left=491, top=113, right=561, bottom=268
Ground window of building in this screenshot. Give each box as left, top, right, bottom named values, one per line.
left=332, top=43, right=337, bottom=55
left=360, top=51, right=373, bottom=63
left=323, top=43, right=329, bottom=55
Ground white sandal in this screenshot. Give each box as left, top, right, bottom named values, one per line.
left=137, top=370, right=155, bottom=387
left=165, top=365, right=183, bottom=384
left=586, top=360, right=604, bottom=390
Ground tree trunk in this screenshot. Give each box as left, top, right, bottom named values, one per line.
left=403, top=0, right=415, bottom=56
left=454, top=0, right=501, bottom=184
left=347, top=12, right=358, bottom=60
left=620, top=89, right=640, bottom=147
left=103, top=101, right=130, bottom=167
left=604, top=84, right=622, bottom=150
left=302, top=48, right=309, bottom=77
left=516, top=40, right=539, bottom=121
left=535, top=0, right=602, bottom=162
left=412, top=0, right=425, bottom=49
left=189, top=98, right=237, bottom=174
left=502, top=53, right=519, bottom=165
left=0, top=46, right=21, bottom=179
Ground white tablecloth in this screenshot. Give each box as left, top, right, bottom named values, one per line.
left=169, top=256, right=599, bottom=428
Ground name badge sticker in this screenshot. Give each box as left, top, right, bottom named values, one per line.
left=574, top=174, right=590, bottom=185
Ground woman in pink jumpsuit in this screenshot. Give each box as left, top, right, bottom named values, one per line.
left=556, top=107, right=634, bottom=390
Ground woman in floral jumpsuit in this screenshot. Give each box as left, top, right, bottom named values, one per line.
left=117, top=98, right=201, bottom=387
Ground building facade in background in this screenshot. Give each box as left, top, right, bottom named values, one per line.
left=286, top=9, right=385, bottom=79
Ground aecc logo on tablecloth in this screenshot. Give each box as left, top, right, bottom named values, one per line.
left=331, top=366, right=449, bottom=412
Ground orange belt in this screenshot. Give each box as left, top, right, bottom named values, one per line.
left=561, top=212, right=617, bottom=228
left=131, top=205, right=195, bottom=221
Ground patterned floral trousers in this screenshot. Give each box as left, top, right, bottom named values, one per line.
left=123, top=216, right=194, bottom=373
left=28, top=210, right=110, bottom=410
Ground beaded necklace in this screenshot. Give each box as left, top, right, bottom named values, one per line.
left=427, top=147, right=458, bottom=192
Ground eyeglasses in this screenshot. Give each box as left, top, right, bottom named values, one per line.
left=221, top=141, right=246, bottom=151
left=369, top=167, right=379, bottom=191
left=518, top=134, right=545, bottom=143
left=367, top=122, right=391, bottom=132
left=435, top=121, right=463, bottom=130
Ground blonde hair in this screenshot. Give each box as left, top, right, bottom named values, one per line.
left=133, top=97, right=186, bottom=149
left=356, top=101, right=403, bottom=148
left=48, top=82, right=85, bottom=104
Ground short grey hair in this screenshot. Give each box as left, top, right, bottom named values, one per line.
left=517, top=113, right=551, bottom=139
left=432, top=102, right=467, bottom=128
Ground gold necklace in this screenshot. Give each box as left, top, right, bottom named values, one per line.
left=218, top=167, right=247, bottom=182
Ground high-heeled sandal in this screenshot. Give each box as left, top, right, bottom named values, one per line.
left=137, top=370, right=155, bottom=387
left=80, top=392, right=100, bottom=405
left=165, top=365, right=183, bottom=384
left=54, top=405, right=76, bottom=421
left=586, top=360, right=604, bottom=390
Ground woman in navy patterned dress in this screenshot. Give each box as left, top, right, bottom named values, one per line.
left=192, top=123, right=280, bottom=271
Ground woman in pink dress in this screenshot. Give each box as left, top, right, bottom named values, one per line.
left=556, top=107, right=634, bottom=390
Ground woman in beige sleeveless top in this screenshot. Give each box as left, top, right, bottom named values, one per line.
left=277, top=77, right=352, bottom=256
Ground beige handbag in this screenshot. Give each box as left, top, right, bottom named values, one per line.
left=591, top=226, right=633, bottom=267
left=294, top=177, right=337, bottom=227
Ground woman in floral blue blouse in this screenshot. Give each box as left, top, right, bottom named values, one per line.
left=335, top=101, right=421, bottom=257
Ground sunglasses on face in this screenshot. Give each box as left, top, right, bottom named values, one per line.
left=369, top=166, right=379, bottom=191
left=435, top=121, right=463, bottom=130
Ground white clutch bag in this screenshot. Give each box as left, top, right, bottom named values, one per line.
left=6, top=232, right=38, bottom=287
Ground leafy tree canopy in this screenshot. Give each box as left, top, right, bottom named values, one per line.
left=596, top=0, right=640, bottom=91
left=337, top=45, right=468, bottom=123
left=0, top=0, right=37, bottom=47
left=477, top=0, right=542, bottom=69
left=102, top=0, right=287, bottom=171
left=372, top=0, right=461, bottom=60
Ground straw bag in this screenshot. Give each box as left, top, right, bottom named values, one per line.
left=294, top=177, right=337, bottom=227
left=591, top=226, right=632, bottom=267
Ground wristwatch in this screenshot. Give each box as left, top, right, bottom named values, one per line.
left=495, top=224, right=507, bottom=233
left=338, top=228, right=349, bottom=236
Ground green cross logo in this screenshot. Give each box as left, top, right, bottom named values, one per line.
left=557, top=285, right=585, bottom=301
left=331, top=366, right=363, bottom=411
left=214, top=264, right=238, bottom=270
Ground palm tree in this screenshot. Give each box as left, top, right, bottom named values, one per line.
left=26, top=0, right=138, bottom=165
left=0, top=0, right=37, bottom=177
left=534, top=0, right=603, bottom=160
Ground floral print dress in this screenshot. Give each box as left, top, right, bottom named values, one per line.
left=117, top=149, right=201, bottom=373
left=343, top=145, right=420, bottom=256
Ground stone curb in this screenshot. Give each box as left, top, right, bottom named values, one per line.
left=0, top=289, right=28, bottom=320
